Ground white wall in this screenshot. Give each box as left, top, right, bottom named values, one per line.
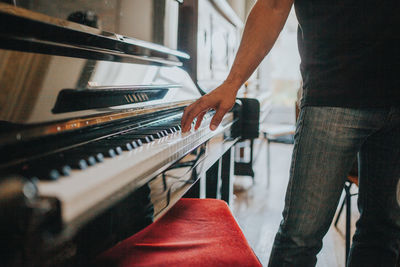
left=259, top=7, right=301, bottom=88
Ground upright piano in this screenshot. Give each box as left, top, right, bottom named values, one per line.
left=0, top=1, right=248, bottom=265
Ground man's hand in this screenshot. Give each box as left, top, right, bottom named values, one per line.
left=181, top=82, right=238, bottom=132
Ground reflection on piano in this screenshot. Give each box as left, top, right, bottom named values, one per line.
left=0, top=1, right=251, bottom=266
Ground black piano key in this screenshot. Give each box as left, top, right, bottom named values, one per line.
left=29, top=168, right=60, bottom=181
left=102, top=135, right=141, bottom=150
left=86, top=155, right=97, bottom=166
left=121, top=125, right=176, bottom=142
left=130, top=140, right=139, bottom=148
left=153, top=131, right=164, bottom=138
left=114, top=138, right=138, bottom=149
left=148, top=124, right=178, bottom=130
left=57, top=150, right=94, bottom=169
left=137, top=136, right=152, bottom=143
left=22, top=155, right=71, bottom=179
left=43, top=161, right=72, bottom=176
left=72, top=154, right=95, bottom=167
left=59, top=165, right=72, bottom=176
left=21, top=166, right=60, bottom=181
left=153, top=132, right=164, bottom=139
left=70, top=158, right=88, bottom=169
left=87, top=152, right=104, bottom=163
left=136, top=139, right=143, bottom=146
left=77, top=140, right=124, bottom=158
left=95, top=152, right=104, bottom=162
left=122, top=142, right=133, bottom=151
left=120, top=133, right=154, bottom=143
left=115, top=146, right=123, bottom=155
left=84, top=147, right=117, bottom=158
left=48, top=169, right=61, bottom=180
left=66, top=146, right=105, bottom=164
left=112, top=140, right=133, bottom=151
left=42, top=158, right=72, bottom=176
left=28, top=168, right=60, bottom=181
left=169, top=126, right=180, bottom=132
left=143, top=130, right=166, bottom=139
left=104, top=149, right=117, bottom=158
left=93, top=139, right=125, bottom=154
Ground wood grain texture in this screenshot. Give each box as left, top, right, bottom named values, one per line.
left=0, top=50, right=51, bottom=121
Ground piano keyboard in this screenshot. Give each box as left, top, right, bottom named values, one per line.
left=34, top=112, right=234, bottom=224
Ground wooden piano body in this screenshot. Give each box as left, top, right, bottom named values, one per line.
left=0, top=1, right=255, bottom=265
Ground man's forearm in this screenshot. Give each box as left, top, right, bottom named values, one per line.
left=180, top=0, right=294, bottom=132
left=225, top=0, right=294, bottom=89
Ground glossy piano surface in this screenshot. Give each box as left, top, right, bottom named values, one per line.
left=0, top=49, right=199, bottom=125
left=0, top=2, right=244, bottom=266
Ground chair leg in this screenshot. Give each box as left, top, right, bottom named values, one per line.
left=266, top=139, right=271, bottom=188
left=250, top=139, right=255, bottom=183
left=334, top=196, right=346, bottom=227
left=345, top=182, right=351, bottom=265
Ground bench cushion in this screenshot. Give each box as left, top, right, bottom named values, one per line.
left=93, top=198, right=261, bottom=267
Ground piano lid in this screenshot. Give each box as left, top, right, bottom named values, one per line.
left=0, top=2, right=189, bottom=65
left=10, top=0, right=183, bottom=51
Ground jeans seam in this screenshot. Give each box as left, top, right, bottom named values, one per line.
left=283, top=107, right=308, bottom=226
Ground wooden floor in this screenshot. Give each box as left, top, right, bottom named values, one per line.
left=232, top=140, right=359, bottom=267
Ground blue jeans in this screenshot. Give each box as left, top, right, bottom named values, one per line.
left=268, top=106, right=400, bottom=267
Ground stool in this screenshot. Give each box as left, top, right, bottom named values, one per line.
left=334, top=175, right=358, bottom=265
left=93, top=198, right=261, bottom=267
left=261, top=124, right=295, bottom=188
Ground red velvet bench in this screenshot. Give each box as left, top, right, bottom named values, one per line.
left=93, top=198, right=261, bottom=267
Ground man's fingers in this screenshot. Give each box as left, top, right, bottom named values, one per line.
left=180, top=106, right=192, bottom=131
left=180, top=95, right=231, bottom=132
left=210, top=106, right=228, bottom=131
left=194, top=111, right=206, bottom=130
left=181, top=104, right=199, bottom=132
left=181, top=99, right=209, bottom=132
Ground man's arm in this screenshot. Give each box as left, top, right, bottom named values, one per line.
left=181, top=0, right=294, bottom=132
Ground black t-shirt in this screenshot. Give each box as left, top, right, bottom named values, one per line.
left=294, top=0, right=400, bottom=107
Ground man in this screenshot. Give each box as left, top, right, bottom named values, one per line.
left=181, top=0, right=400, bottom=266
